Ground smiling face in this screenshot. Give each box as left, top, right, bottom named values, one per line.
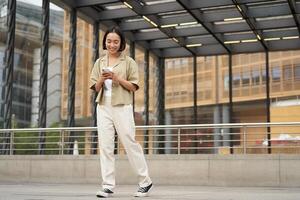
left=105, top=32, right=121, bottom=56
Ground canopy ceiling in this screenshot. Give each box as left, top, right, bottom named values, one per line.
left=52, top=0, right=300, bottom=58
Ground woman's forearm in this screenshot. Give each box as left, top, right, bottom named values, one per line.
left=117, top=77, right=137, bottom=92
left=95, top=78, right=104, bottom=92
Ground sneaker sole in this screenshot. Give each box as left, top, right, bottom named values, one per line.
left=96, top=193, right=113, bottom=198
left=134, top=184, right=153, bottom=197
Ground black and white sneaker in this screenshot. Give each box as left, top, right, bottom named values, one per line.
left=96, top=188, right=114, bottom=198
left=134, top=183, right=153, bottom=197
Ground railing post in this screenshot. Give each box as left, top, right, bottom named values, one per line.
left=243, top=126, right=247, bottom=154
left=9, top=131, right=14, bottom=155
left=117, top=137, right=120, bottom=155
left=61, top=130, right=64, bottom=155
left=177, top=128, right=181, bottom=155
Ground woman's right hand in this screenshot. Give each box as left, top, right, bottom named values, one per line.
left=95, top=74, right=106, bottom=92
left=101, top=71, right=113, bottom=80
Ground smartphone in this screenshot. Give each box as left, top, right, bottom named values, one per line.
left=102, top=68, right=111, bottom=73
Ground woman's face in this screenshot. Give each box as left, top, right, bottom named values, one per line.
left=105, top=32, right=121, bottom=55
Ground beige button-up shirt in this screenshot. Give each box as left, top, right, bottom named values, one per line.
left=89, top=52, right=139, bottom=106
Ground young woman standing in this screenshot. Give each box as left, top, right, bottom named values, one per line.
left=89, top=26, right=152, bottom=198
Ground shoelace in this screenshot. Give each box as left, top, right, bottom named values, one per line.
left=138, top=184, right=152, bottom=193
left=103, top=188, right=113, bottom=194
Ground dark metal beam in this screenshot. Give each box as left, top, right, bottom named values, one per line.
left=265, top=51, right=271, bottom=154
left=287, top=0, right=300, bottom=35
left=155, top=57, right=165, bottom=154
left=91, top=21, right=99, bottom=155
left=143, top=50, right=149, bottom=154
left=2, top=0, right=16, bottom=155
left=228, top=54, right=233, bottom=154
left=67, top=8, right=77, bottom=154
left=192, top=55, right=198, bottom=154
left=193, top=55, right=197, bottom=125
left=121, top=0, right=196, bottom=56
left=176, top=0, right=232, bottom=54
left=38, top=0, right=50, bottom=154
left=74, top=0, right=119, bottom=8
left=232, top=0, right=268, bottom=51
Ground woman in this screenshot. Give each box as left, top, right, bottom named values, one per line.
left=89, top=26, right=152, bottom=198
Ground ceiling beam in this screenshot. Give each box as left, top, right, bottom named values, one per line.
left=232, top=0, right=268, bottom=51
left=287, top=0, right=300, bottom=35
left=74, top=0, right=119, bottom=8
left=77, top=4, right=160, bottom=58
left=97, top=8, right=137, bottom=20
left=176, top=0, right=232, bottom=54
left=122, top=0, right=196, bottom=57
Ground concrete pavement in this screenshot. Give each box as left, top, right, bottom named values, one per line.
left=1, top=182, right=300, bottom=200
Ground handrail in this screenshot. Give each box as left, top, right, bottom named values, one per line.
left=1, top=122, right=300, bottom=155
left=1, top=122, right=300, bottom=132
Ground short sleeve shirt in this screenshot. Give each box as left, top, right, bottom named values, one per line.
left=89, top=52, right=139, bottom=106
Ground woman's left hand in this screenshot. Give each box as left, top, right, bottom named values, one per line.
left=111, top=72, right=120, bottom=85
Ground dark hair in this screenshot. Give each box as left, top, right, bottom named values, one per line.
left=102, top=26, right=126, bottom=51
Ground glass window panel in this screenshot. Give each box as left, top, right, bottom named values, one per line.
left=283, top=65, right=292, bottom=81
left=233, top=73, right=241, bottom=87
left=166, top=57, right=193, bottom=109
left=271, top=66, right=281, bottom=82
left=242, top=70, right=250, bottom=86
left=294, top=64, right=300, bottom=80
left=251, top=67, right=260, bottom=86
left=12, top=0, right=43, bottom=127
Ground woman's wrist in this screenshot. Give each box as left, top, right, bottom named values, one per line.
left=112, top=74, right=120, bottom=85
left=95, top=78, right=104, bottom=91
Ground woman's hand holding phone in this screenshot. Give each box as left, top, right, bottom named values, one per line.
left=102, top=69, right=112, bottom=79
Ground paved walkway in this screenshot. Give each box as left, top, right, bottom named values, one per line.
left=1, top=182, right=300, bottom=200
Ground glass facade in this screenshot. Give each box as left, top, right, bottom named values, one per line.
left=0, top=0, right=7, bottom=127
left=0, top=0, right=63, bottom=128
left=11, top=0, right=43, bottom=127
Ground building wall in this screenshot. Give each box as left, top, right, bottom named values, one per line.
left=61, top=13, right=94, bottom=123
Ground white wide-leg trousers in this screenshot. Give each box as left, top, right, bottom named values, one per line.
left=97, top=101, right=151, bottom=191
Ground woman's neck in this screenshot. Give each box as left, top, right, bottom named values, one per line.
left=108, top=52, right=121, bottom=66
left=108, top=52, right=121, bottom=59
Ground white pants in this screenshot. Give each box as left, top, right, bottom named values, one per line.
left=96, top=100, right=151, bottom=191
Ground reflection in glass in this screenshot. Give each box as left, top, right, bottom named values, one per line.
left=0, top=0, right=7, bottom=127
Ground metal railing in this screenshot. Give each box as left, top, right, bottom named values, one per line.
left=1, top=122, right=300, bottom=155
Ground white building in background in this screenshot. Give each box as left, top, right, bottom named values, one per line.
left=31, top=45, right=62, bottom=127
